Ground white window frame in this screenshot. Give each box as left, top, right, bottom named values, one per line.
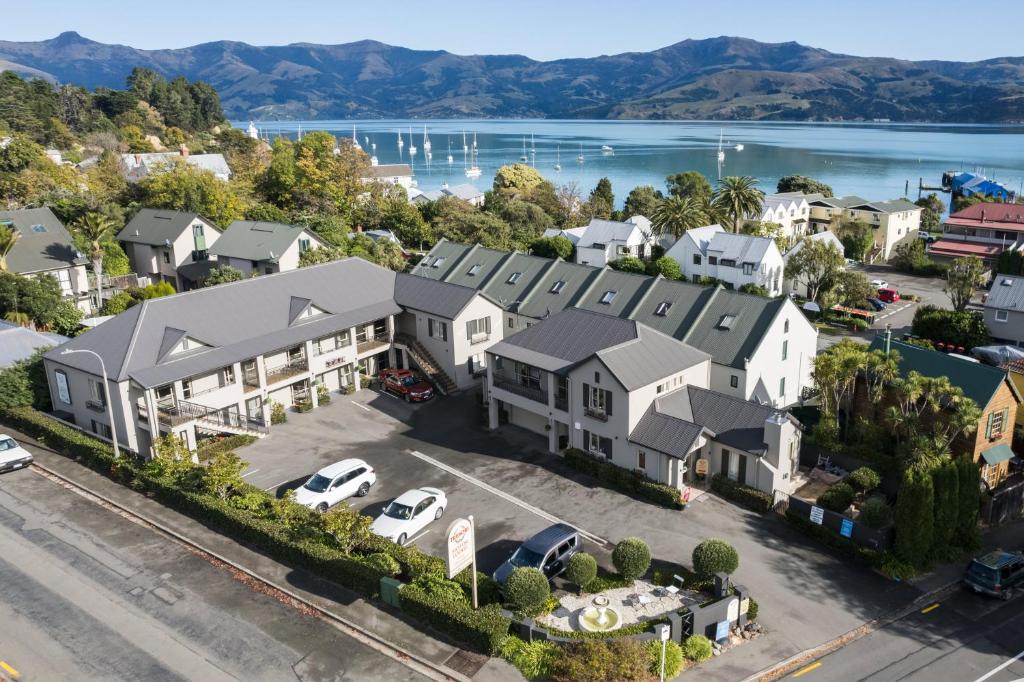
left=995, top=309, right=1009, bottom=323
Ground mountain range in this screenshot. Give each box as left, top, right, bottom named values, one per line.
left=1, top=32, right=1023, bottom=123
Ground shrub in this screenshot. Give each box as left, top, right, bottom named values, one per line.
left=565, top=552, right=597, bottom=593
left=912, top=305, right=989, bottom=350
left=550, top=639, right=654, bottom=682
left=316, top=383, right=331, bottom=405
left=359, top=375, right=372, bottom=389
left=747, top=597, right=759, bottom=621
left=849, top=318, right=870, bottom=332
left=858, top=496, right=893, bottom=529
left=847, top=467, right=881, bottom=493
left=581, top=567, right=632, bottom=594
left=817, top=482, right=855, bottom=513
left=710, top=474, right=772, bottom=513
left=880, top=552, right=917, bottom=581
left=563, top=448, right=683, bottom=509
left=785, top=508, right=883, bottom=569
left=295, top=399, right=314, bottom=413
left=505, top=567, right=550, bottom=616
left=682, top=634, right=713, bottom=662
left=399, top=581, right=510, bottom=654
left=647, top=639, right=684, bottom=678
left=692, top=539, right=739, bottom=577
left=612, top=538, right=651, bottom=581
left=270, top=401, right=287, bottom=424
left=197, top=433, right=257, bottom=459
left=498, top=636, right=560, bottom=680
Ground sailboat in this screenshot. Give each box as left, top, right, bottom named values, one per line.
left=352, top=126, right=361, bottom=151
left=423, top=127, right=432, bottom=154
left=717, top=130, right=726, bottom=163
left=519, top=136, right=528, bottom=163
left=397, top=130, right=404, bottom=150
left=408, top=127, right=417, bottom=158
left=447, top=138, right=454, bottom=165
left=554, top=144, right=562, bottom=172
left=364, top=135, right=369, bottom=147
left=577, top=143, right=585, bottom=164
left=530, top=134, right=537, bottom=165
left=462, top=130, right=469, bottom=153
left=465, top=132, right=481, bottom=178
left=601, top=145, right=614, bottom=154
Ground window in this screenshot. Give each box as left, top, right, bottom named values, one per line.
left=655, top=301, right=671, bottom=316
left=742, top=263, right=754, bottom=276
left=594, top=371, right=600, bottom=384
left=717, top=314, right=736, bottom=330
left=599, top=290, right=617, bottom=304
left=730, top=375, right=738, bottom=389
left=431, top=256, right=446, bottom=269
left=182, top=379, right=193, bottom=400
left=549, top=280, right=566, bottom=294
left=469, top=353, right=487, bottom=374
left=264, top=266, right=274, bottom=275
left=55, top=370, right=71, bottom=404
left=427, top=318, right=448, bottom=341
left=982, top=463, right=1000, bottom=489
left=556, top=376, right=569, bottom=406
left=88, top=379, right=106, bottom=406
left=720, top=259, right=736, bottom=268
left=693, top=254, right=701, bottom=266
left=784, top=319, right=790, bottom=333
left=779, top=377, right=786, bottom=398
left=637, top=451, right=646, bottom=470
left=656, top=381, right=670, bottom=394
left=515, top=362, right=542, bottom=390
left=507, top=272, right=522, bottom=285
left=508, top=317, right=514, bottom=329
left=91, top=420, right=112, bottom=439
left=31, top=224, right=47, bottom=233
left=223, top=366, right=235, bottom=384
left=298, top=238, right=311, bottom=254
left=987, top=408, right=1009, bottom=440
left=54, top=269, right=73, bottom=295
left=466, top=316, right=492, bottom=342
left=163, top=250, right=171, bottom=264
left=467, top=263, right=481, bottom=276
left=996, top=310, right=1009, bottom=323
left=585, top=384, right=611, bottom=416
left=587, top=432, right=612, bottom=457
left=782, top=340, right=788, bottom=361
left=193, top=224, right=204, bottom=238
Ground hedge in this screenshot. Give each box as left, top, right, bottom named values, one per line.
left=710, top=474, right=773, bottom=513
left=784, top=508, right=882, bottom=569
left=563, top=448, right=683, bottom=509
left=197, top=434, right=257, bottom=459
left=0, top=407, right=509, bottom=653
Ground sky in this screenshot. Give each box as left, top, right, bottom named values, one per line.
left=3, top=0, right=1020, bottom=62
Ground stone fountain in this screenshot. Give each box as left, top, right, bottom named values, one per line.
left=577, top=594, right=622, bottom=632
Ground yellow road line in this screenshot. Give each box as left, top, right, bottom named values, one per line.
left=792, top=661, right=822, bottom=678
left=0, top=660, right=19, bottom=678
left=921, top=603, right=940, bottom=614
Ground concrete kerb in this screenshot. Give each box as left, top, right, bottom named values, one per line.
left=740, top=580, right=962, bottom=682
left=27, top=459, right=470, bottom=682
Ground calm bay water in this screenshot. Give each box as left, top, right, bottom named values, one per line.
left=235, top=119, right=1024, bottom=207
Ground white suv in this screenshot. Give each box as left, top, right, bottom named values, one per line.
left=294, top=459, right=376, bottom=512
left=0, top=435, right=33, bottom=473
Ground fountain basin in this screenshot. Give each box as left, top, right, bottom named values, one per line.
left=577, top=605, right=623, bottom=632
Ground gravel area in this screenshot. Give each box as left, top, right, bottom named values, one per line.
left=537, top=579, right=701, bottom=632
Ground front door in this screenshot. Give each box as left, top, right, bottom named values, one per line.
left=737, top=454, right=748, bottom=486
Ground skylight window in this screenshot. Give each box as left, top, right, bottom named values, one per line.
left=1002, top=278, right=1014, bottom=286
left=507, top=272, right=522, bottom=285
left=655, top=301, right=672, bottom=317
left=432, top=256, right=446, bottom=269
left=717, top=314, right=737, bottom=330
left=600, top=290, right=617, bottom=305
left=550, top=280, right=566, bottom=294
left=467, top=263, right=482, bottom=276
left=30, top=224, right=47, bottom=233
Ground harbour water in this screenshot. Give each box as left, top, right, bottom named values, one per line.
left=234, top=119, right=1024, bottom=206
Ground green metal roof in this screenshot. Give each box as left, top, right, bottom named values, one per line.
left=981, top=444, right=1015, bottom=465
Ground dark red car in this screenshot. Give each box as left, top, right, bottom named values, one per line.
left=379, top=368, right=434, bottom=402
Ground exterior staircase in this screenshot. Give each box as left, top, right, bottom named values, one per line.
left=393, top=333, right=458, bottom=395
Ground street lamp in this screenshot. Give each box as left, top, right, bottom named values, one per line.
left=61, top=348, right=121, bottom=460
left=657, top=623, right=671, bottom=682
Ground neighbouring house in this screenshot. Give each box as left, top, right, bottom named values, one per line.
left=783, top=231, right=845, bottom=297
left=544, top=216, right=655, bottom=267
left=485, top=307, right=802, bottom=494
left=868, top=336, right=1021, bottom=490
left=409, top=183, right=485, bottom=208
left=930, top=203, right=1024, bottom=265
left=950, top=173, right=1016, bottom=203
left=119, top=149, right=232, bottom=182
left=117, top=209, right=221, bottom=290
left=361, top=162, right=415, bottom=190
left=805, top=195, right=921, bottom=260
left=984, top=274, right=1024, bottom=346
left=755, top=192, right=814, bottom=242
left=41, top=258, right=504, bottom=455
left=413, top=239, right=817, bottom=407
left=208, top=221, right=327, bottom=276
left=0, top=320, right=67, bottom=368
left=665, top=225, right=785, bottom=296
left=350, top=228, right=405, bottom=252
left=0, top=207, right=92, bottom=313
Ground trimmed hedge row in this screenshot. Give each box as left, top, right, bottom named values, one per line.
left=710, top=474, right=773, bottom=513
left=563, top=448, right=683, bottom=509
left=1, top=407, right=510, bottom=654
left=784, top=508, right=883, bottom=569
left=197, top=434, right=258, bottom=458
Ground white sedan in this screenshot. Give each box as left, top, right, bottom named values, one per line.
left=871, top=279, right=888, bottom=289
left=0, top=434, right=33, bottom=473
left=370, top=487, right=447, bottom=546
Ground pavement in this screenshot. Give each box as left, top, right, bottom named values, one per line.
left=0, top=465, right=433, bottom=682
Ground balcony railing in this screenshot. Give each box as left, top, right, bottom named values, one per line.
left=242, top=367, right=261, bottom=392
left=312, top=338, right=352, bottom=357
left=85, top=399, right=106, bottom=413
left=469, top=332, right=491, bottom=346
left=356, top=333, right=390, bottom=355
left=493, top=373, right=548, bottom=404
left=265, top=356, right=309, bottom=384
left=584, top=407, right=609, bottom=422
left=155, top=398, right=268, bottom=434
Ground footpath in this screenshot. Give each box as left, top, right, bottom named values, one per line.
left=9, top=428, right=522, bottom=682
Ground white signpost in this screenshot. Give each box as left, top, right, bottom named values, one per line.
left=446, top=515, right=478, bottom=608
left=809, top=505, right=825, bottom=525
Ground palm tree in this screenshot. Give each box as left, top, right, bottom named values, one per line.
left=73, top=212, right=116, bottom=308
left=651, top=195, right=709, bottom=243
left=0, top=224, right=20, bottom=272
left=713, top=176, right=764, bottom=233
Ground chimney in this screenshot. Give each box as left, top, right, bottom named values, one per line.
left=884, top=323, right=892, bottom=354
left=981, top=209, right=986, bottom=223
left=179, top=144, right=189, bottom=158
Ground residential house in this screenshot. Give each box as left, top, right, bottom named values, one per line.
left=1002, top=359, right=1024, bottom=429
left=755, top=192, right=815, bottom=242
left=930, top=203, right=1024, bottom=265
left=361, top=163, right=415, bottom=190
left=486, top=308, right=801, bottom=494
left=117, top=209, right=221, bottom=290
left=412, top=240, right=817, bottom=407
left=208, top=221, right=327, bottom=276
left=984, top=274, right=1024, bottom=346
left=783, top=231, right=845, bottom=297
left=0, top=207, right=91, bottom=313
left=41, top=258, right=503, bottom=455
left=868, top=336, right=1021, bottom=490
left=806, top=195, right=921, bottom=260
left=119, top=149, right=232, bottom=182
left=544, top=216, right=655, bottom=267
left=664, top=225, right=785, bottom=296
left=950, top=173, right=1016, bottom=203
left=410, top=183, right=485, bottom=208
left=0, top=320, right=66, bottom=368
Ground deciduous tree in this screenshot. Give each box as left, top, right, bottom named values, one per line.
left=945, top=256, right=986, bottom=311
left=784, top=238, right=844, bottom=303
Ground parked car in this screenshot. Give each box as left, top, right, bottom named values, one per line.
left=918, top=231, right=938, bottom=243
left=493, top=523, right=583, bottom=585
left=964, top=550, right=1024, bottom=599
left=0, top=435, right=33, bottom=474
left=370, top=487, right=447, bottom=546
left=877, top=287, right=901, bottom=304
left=294, top=459, right=376, bottom=512
left=866, top=297, right=887, bottom=312
left=378, top=368, right=434, bottom=402
left=870, top=279, right=888, bottom=289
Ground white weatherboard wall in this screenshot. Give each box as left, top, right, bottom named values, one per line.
left=745, top=301, right=816, bottom=407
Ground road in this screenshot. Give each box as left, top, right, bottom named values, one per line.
left=0, top=467, right=430, bottom=682
left=786, top=588, right=1024, bottom=682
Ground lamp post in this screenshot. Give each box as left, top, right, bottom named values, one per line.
left=658, top=623, right=670, bottom=682
left=61, top=348, right=120, bottom=460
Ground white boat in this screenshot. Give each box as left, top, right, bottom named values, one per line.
left=735, top=143, right=744, bottom=152
left=423, top=127, right=432, bottom=153
left=364, top=136, right=369, bottom=146
left=519, top=136, right=528, bottom=162
left=465, top=132, right=481, bottom=178
left=577, top=143, right=584, bottom=164
left=397, top=131, right=404, bottom=149
left=601, top=145, right=614, bottom=154
left=447, top=138, right=454, bottom=165
left=717, top=130, right=726, bottom=163
left=352, top=126, right=361, bottom=151
left=462, top=130, right=468, bottom=153
left=554, top=144, right=561, bottom=172
left=408, top=127, right=417, bottom=157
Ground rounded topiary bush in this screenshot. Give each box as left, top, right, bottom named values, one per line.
left=682, top=634, right=713, bottom=662
left=858, top=495, right=894, bottom=529
left=505, top=567, right=551, bottom=615
left=612, top=537, right=652, bottom=581
left=817, top=482, right=855, bottom=513
left=565, top=552, right=598, bottom=592
left=692, top=538, right=739, bottom=577
left=647, top=639, right=684, bottom=678
left=365, top=552, right=400, bottom=576
left=848, top=467, right=881, bottom=493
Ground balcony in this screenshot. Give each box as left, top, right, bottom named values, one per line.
left=584, top=407, right=609, bottom=422
left=85, top=399, right=106, bottom=413
left=242, top=367, right=261, bottom=393
left=312, top=337, right=351, bottom=357
left=492, top=372, right=548, bottom=404
left=356, top=333, right=390, bottom=355
left=265, top=356, right=309, bottom=385
left=155, top=398, right=268, bottom=434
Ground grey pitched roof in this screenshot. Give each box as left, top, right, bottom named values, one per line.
left=682, top=289, right=787, bottom=369
left=629, top=408, right=704, bottom=459
left=46, top=258, right=402, bottom=388
left=209, top=221, right=323, bottom=261
left=364, top=164, right=413, bottom=178
left=574, top=269, right=656, bottom=318
left=516, top=260, right=602, bottom=319
left=0, top=321, right=66, bottom=368
left=576, top=218, right=643, bottom=247
left=0, top=207, right=85, bottom=274
left=650, top=385, right=779, bottom=455
left=627, top=279, right=717, bottom=339
left=393, top=272, right=479, bottom=319
left=481, top=252, right=552, bottom=309
left=118, top=209, right=217, bottom=246
left=707, top=232, right=775, bottom=264
left=444, top=184, right=484, bottom=201
left=599, top=324, right=710, bottom=391
left=411, top=240, right=475, bottom=281
left=443, top=245, right=511, bottom=289
left=986, top=274, right=1024, bottom=311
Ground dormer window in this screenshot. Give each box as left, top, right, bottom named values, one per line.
left=467, top=263, right=482, bottom=276
left=550, top=280, right=566, bottom=294
left=507, top=272, right=522, bottom=285
left=654, top=301, right=671, bottom=317
left=600, top=290, right=617, bottom=304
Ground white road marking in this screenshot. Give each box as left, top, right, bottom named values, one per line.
left=403, top=529, right=432, bottom=547
left=241, top=468, right=261, bottom=478
left=408, top=449, right=609, bottom=546
left=973, top=648, right=1024, bottom=682
left=264, top=478, right=292, bottom=492
left=875, top=303, right=913, bottom=321
left=350, top=401, right=372, bottom=412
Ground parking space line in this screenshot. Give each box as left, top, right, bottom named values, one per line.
left=264, top=478, right=292, bottom=492
left=791, top=661, right=821, bottom=677
left=241, top=468, right=261, bottom=478
left=974, top=648, right=1024, bottom=682
left=920, top=603, right=940, bottom=614
left=408, top=449, right=609, bottom=546
left=350, top=401, right=372, bottom=412
left=403, top=530, right=432, bottom=547
left=0, top=661, right=18, bottom=678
